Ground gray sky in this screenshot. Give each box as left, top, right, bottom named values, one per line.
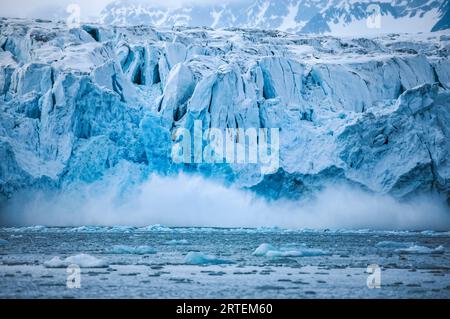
left=0, top=0, right=112, bottom=20
left=0, top=0, right=238, bottom=20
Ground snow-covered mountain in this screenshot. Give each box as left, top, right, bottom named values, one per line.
left=0, top=17, right=449, bottom=215
left=99, top=0, right=450, bottom=35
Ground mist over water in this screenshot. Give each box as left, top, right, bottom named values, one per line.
left=1, top=173, right=449, bottom=230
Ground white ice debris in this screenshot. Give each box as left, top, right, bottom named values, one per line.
left=44, top=253, right=108, bottom=268
left=0, top=18, right=449, bottom=210
left=395, top=245, right=445, bottom=254
left=106, top=226, right=136, bottom=233
left=184, top=252, right=233, bottom=265
left=252, top=243, right=277, bottom=256
left=110, top=245, right=156, bottom=255
left=69, top=226, right=104, bottom=232
left=253, top=243, right=329, bottom=257
left=138, top=225, right=173, bottom=232
left=375, top=241, right=415, bottom=248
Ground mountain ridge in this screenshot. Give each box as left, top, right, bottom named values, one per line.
left=99, top=0, right=450, bottom=35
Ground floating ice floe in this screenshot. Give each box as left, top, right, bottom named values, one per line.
left=0, top=239, right=9, bottom=245
left=110, top=245, right=156, bottom=255
left=138, top=225, right=173, bottom=232
left=44, top=253, right=108, bottom=268
left=166, top=239, right=189, bottom=245
left=106, top=226, right=136, bottom=233
left=3, top=226, right=47, bottom=233
left=375, top=241, right=415, bottom=248
left=68, top=226, right=137, bottom=233
left=184, top=252, right=233, bottom=265
left=252, top=243, right=277, bottom=256
left=69, top=226, right=104, bottom=232
left=253, top=243, right=329, bottom=257
left=420, top=231, right=450, bottom=236
left=394, top=245, right=445, bottom=254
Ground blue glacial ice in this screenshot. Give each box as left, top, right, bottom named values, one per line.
left=0, top=18, right=449, bottom=229
left=252, top=243, right=329, bottom=257
left=252, top=243, right=277, bottom=256
left=184, top=252, right=234, bottom=265
left=394, top=245, right=445, bottom=254
left=375, top=241, right=415, bottom=248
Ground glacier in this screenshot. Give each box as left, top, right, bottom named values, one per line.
left=0, top=18, right=449, bottom=226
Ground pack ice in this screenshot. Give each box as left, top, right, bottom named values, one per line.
left=0, top=18, right=449, bottom=208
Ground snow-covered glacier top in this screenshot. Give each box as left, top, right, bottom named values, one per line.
left=0, top=18, right=449, bottom=220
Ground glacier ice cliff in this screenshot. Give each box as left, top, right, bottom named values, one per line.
left=0, top=18, right=449, bottom=218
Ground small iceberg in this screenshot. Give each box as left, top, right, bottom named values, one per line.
left=252, top=243, right=329, bottom=257
left=10, top=225, right=46, bottom=232
left=110, top=245, right=156, bottom=255
left=184, top=252, right=233, bottom=265
left=166, top=239, right=189, bottom=245
left=252, top=243, right=277, bottom=256
left=44, top=253, right=108, bottom=268
left=138, top=224, right=172, bottom=232
left=69, top=226, right=103, bottom=233
left=0, top=239, right=9, bottom=245
left=420, top=230, right=450, bottom=236
left=375, top=241, right=415, bottom=248
left=107, top=226, right=136, bottom=233
left=395, top=245, right=445, bottom=254
left=254, top=227, right=285, bottom=233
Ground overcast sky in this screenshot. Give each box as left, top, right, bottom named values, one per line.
left=0, top=0, right=240, bottom=20
left=0, top=0, right=111, bottom=20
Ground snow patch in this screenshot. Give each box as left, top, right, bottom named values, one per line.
left=138, top=225, right=173, bottom=232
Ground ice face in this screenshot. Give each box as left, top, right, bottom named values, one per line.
left=0, top=18, right=449, bottom=223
